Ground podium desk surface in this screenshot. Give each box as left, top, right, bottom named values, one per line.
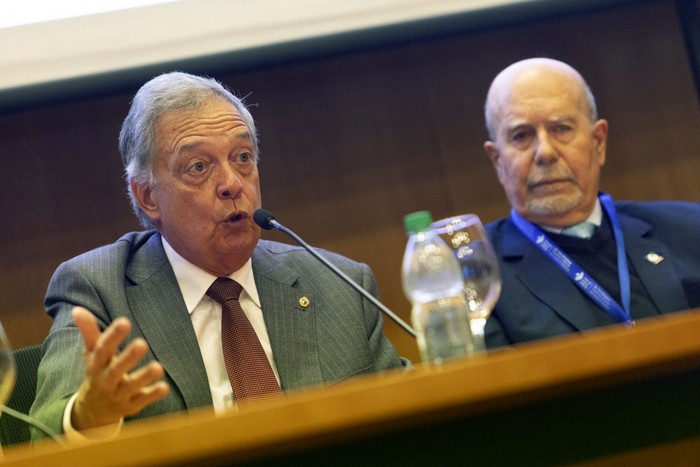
left=5, top=308, right=700, bottom=466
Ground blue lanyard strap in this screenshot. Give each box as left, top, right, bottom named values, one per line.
left=510, top=193, right=633, bottom=326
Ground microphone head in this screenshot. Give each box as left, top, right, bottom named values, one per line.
left=253, top=208, right=278, bottom=230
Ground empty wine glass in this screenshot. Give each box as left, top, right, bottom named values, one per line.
left=0, top=330, right=61, bottom=446
left=0, top=322, right=16, bottom=455
left=0, top=323, right=16, bottom=409
left=432, top=214, right=501, bottom=352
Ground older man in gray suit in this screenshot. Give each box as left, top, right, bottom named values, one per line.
left=30, top=72, right=406, bottom=439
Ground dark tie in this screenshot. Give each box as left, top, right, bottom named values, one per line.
left=206, top=277, right=283, bottom=407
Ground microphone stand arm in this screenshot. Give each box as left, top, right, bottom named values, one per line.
left=270, top=220, right=417, bottom=338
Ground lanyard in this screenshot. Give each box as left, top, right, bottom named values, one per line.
left=510, top=193, right=633, bottom=326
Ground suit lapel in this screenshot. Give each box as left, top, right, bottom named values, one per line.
left=501, top=222, right=602, bottom=330
left=502, top=210, right=690, bottom=331
left=619, top=213, right=690, bottom=312
left=252, top=243, right=323, bottom=391
left=125, top=233, right=212, bottom=409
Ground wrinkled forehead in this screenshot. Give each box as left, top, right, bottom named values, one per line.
left=160, top=97, right=241, bottom=123
left=154, top=99, right=252, bottom=153
left=158, top=99, right=248, bottom=133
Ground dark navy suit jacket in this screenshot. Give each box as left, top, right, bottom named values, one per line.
left=485, top=200, right=700, bottom=348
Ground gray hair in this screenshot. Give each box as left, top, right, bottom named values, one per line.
left=484, top=59, right=599, bottom=140
left=119, top=71, right=259, bottom=229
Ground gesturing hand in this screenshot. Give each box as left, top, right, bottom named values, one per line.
left=70, top=307, right=170, bottom=431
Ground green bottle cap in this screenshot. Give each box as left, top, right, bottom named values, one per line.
left=404, top=210, right=433, bottom=234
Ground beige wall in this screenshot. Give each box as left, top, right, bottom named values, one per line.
left=1, top=0, right=698, bottom=362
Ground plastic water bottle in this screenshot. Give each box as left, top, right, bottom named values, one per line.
left=401, top=211, right=476, bottom=364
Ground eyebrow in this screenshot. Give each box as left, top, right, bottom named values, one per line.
left=504, top=122, right=532, bottom=134
left=547, top=116, right=576, bottom=124
left=506, top=116, right=576, bottom=131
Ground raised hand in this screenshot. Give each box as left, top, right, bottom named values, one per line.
left=70, top=307, right=170, bottom=431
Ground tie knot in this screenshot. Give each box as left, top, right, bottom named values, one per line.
left=207, top=277, right=243, bottom=305
left=561, top=221, right=596, bottom=239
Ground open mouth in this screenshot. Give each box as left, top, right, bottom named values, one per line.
left=227, top=212, right=247, bottom=223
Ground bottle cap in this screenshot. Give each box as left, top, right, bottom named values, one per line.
left=404, top=211, right=433, bottom=233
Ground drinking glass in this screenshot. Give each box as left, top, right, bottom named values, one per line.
left=432, top=214, right=501, bottom=352
left=0, top=323, right=16, bottom=409
left=0, top=322, right=16, bottom=455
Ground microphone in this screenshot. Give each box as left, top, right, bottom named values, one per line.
left=253, top=209, right=417, bottom=338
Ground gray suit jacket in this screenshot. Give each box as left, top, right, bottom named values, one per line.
left=30, top=231, right=405, bottom=436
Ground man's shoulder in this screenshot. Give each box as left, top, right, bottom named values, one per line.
left=63, top=230, right=159, bottom=266
left=485, top=216, right=513, bottom=240
left=254, top=239, right=365, bottom=271
left=615, top=199, right=700, bottom=223
left=257, top=239, right=358, bottom=261
left=485, top=216, right=510, bottom=231
left=255, top=239, right=305, bottom=255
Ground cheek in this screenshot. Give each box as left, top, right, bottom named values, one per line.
left=165, top=188, right=210, bottom=220
left=501, top=165, right=523, bottom=194
left=244, top=176, right=262, bottom=203
left=568, top=146, right=598, bottom=175
left=501, top=156, right=528, bottom=181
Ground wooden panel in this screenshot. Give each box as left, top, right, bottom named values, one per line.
left=0, top=1, right=698, bottom=367
left=4, top=308, right=700, bottom=465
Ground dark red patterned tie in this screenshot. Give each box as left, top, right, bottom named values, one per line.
left=207, top=277, right=283, bottom=407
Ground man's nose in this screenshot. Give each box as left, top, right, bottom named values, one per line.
left=534, top=130, right=558, bottom=164
left=218, top=166, right=243, bottom=199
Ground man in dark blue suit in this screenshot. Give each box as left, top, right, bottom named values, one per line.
left=482, top=58, right=700, bottom=348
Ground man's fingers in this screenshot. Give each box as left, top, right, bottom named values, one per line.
left=99, top=364, right=169, bottom=418
left=73, top=306, right=132, bottom=371
left=88, top=317, right=132, bottom=372
left=73, top=308, right=143, bottom=393
left=102, top=339, right=150, bottom=387
left=124, top=382, right=170, bottom=416
left=72, top=307, right=102, bottom=352
left=70, top=309, right=170, bottom=430
left=120, top=361, right=165, bottom=391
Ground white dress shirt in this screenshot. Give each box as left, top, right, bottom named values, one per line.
left=540, top=198, right=603, bottom=234
left=161, top=237, right=280, bottom=413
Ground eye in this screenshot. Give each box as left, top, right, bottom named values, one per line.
left=187, top=160, right=208, bottom=174
left=238, top=152, right=254, bottom=163
left=512, top=131, right=528, bottom=141
left=509, top=128, right=534, bottom=148
left=552, top=124, right=575, bottom=142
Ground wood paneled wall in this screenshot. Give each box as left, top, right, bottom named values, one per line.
left=1, top=0, right=698, bottom=362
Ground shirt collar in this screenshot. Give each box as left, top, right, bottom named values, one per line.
left=161, top=237, right=260, bottom=314
left=540, top=198, right=603, bottom=234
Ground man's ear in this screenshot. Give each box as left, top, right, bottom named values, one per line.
left=484, top=141, right=505, bottom=184
left=130, top=179, right=160, bottom=223
left=592, top=119, right=608, bottom=167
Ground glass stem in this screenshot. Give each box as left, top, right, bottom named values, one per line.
left=470, top=317, right=487, bottom=352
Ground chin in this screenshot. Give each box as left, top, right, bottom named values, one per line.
left=226, top=234, right=259, bottom=258
left=530, top=191, right=583, bottom=215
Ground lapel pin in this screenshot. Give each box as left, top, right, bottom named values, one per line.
left=645, top=252, right=664, bottom=265
left=298, top=296, right=310, bottom=308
